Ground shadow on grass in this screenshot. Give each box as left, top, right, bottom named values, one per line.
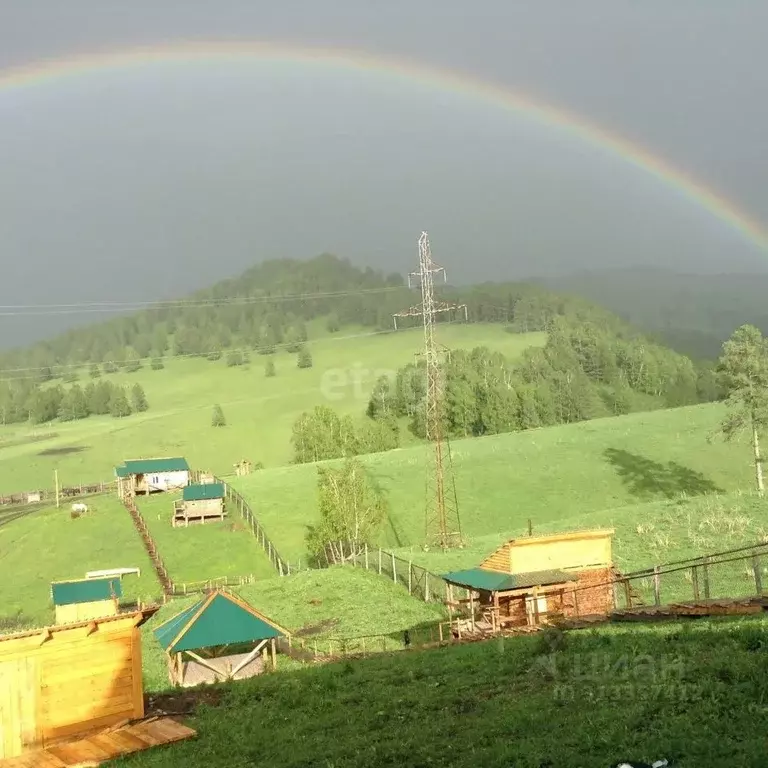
left=604, top=448, right=723, bottom=499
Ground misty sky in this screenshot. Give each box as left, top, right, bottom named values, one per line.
left=2, top=1, right=768, bottom=345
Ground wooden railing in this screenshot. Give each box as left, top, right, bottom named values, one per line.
left=120, top=495, right=175, bottom=596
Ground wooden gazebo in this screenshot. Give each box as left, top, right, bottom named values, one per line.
left=153, top=589, right=289, bottom=687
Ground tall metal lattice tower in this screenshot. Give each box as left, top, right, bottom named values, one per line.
left=393, top=232, right=466, bottom=550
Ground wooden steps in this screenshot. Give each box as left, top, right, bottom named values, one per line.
left=0, top=717, right=196, bottom=767
left=120, top=498, right=174, bottom=595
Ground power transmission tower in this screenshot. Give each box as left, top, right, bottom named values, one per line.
left=393, top=232, right=466, bottom=550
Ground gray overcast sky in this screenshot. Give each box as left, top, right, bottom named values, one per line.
left=2, top=1, right=768, bottom=344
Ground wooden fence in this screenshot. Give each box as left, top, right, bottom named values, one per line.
left=120, top=495, right=175, bottom=596
left=210, top=474, right=293, bottom=576
left=0, top=481, right=116, bottom=507
left=607, top=541, right=768, bottom=612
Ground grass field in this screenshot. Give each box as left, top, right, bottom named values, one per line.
left=0, top=325, right=545, bottom=491
left=0, top=496, right=161, bottom=626
left=136, top=494, right=275, bottom=584
left=139, top=566, right=447, bottom=692
left=231, top=402, right=763, bottom=572
left=123, top=614, right=768, bottom=767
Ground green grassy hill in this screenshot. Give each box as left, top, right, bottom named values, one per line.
left=0, top=496, right=161, bottom=626
left=125, top=615, right=768, bottom=767
left=231, top=402, right=762, bottom=572
left=0, top=325, right=544, bottom=491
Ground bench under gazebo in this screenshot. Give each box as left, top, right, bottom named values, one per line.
left=153, top=589, right=289, bottom=687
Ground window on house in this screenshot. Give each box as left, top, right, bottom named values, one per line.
left=525, top=595, right=548, bottom=616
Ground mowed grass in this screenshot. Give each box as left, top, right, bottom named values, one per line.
left=139, top=566, right=447, bottom=692
left=0, top=325, right=545, bottom=491
left=136, top=494, right=276, bottom=584
left=123, top=615, right=768, bottom=767
left=0, top=495, right=160, bottom=626
left=232, top=402, right=759, bottom=570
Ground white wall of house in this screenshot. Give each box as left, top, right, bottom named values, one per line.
left=145, top=470, right=189, bottom=491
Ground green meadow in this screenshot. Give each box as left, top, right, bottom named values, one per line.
left=0, top=325, right=545, bottom=492
left=230, top=402, right=764, bottom=572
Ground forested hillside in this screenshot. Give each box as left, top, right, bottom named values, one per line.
left=540, top=267, right=768, bottom=360
left=0, top=256, right=723, bottom=431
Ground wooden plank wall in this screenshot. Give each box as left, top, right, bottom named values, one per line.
left=480, top=545, right=512, bottom=573
left=54, top=600, right=118, bottom=626
left=508, top=536, right=612, bottom=573
left=0, top=617, right=143, bottom=758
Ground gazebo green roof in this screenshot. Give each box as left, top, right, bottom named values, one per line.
left=51, top=577, right=122, bottom=606
left=153, top=590, right=288, bottom=654
left=183, top=483, right=224, bottom=502
left=441, top=568, right=574, bottom=593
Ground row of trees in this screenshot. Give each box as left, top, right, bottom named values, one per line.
left=0, top=379, right=149, bottom=425
left=366, top=316, right=716, bottom=442
left=291, top=406, right=399, bottom=464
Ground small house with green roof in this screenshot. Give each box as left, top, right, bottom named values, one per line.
left=153, top=589, right=289, bottom=687
left=442, top=529, right=615, bottom=636
left=115, top=456, right=190, bottom=497
left=51, top=576, right=122, bottom=624
left=172, top=482, right=226, bottom=527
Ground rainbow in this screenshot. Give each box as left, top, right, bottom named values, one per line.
left=1, top=40, right=766, bottom=251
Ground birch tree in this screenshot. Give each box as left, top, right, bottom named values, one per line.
left=716, top=325, right=768, bottom=494
left=306, top=459, right=388, bottom=565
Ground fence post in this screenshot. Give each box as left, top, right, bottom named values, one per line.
left=691, top=566, right=700, bottom=601
left=408, top=560, right=413, bottom=595
left=753, top=551, right=763, bottom=596
left=653, top=565, right=661, bottom=606
left=623, top=579, right=632, bottom=609
left=364, top=544, right=369, bottom=571
left=378, top=548, right=382, bottom=575
left=702, top=556, right=711, bottom=599
left=392, top=552, right=397, bottom=583
left=424, top=572, right=430, bottom=603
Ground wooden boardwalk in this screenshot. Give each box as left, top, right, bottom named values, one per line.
left=611, top=596, right=768, bottom=621
left=0, top=717, right=196, bottom=767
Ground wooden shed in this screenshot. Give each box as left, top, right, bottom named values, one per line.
left=172, top=482, right=225, bottom=527
left=153, top=589, right=289, bottom=687
left=116, top=457, right=190, bottom=497
left=51, top=576, right=122, bottom=625
left=0, top=607, right=157, bottom=759
left=443, top=528, right=615, bottom=634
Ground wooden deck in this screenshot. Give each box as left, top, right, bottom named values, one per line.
left=0, top=717, right=196, bottom=767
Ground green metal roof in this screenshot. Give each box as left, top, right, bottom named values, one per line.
left=115, top=465, right=130, bottom=478
left=51, top=577, right=122, bottom=606
left=153, top=591, right=286, bottom=653
left=441, top=568, right=574, bottom=592
left=121, top=457, right=189, bottom=474
left=183, top=483, right=224, bottom=502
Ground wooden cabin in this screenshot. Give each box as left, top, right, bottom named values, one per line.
left=442, top=529, right=615, bottom=634
left=115, top=457, right=190, bottom=497
left=172, top=482, right=226, bottom=526
left=0, top=607, right=157, bottom=759
left=153, top=589, right=289, bottom=687
left=234, top=459, right=252, bottom=477
left=51, top=576, right=122, bottom=625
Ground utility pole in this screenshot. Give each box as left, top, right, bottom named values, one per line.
left=393, top=232, right=466, bottom=550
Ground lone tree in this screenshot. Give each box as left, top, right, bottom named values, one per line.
left=130, top=383, right=149, bottom=413
left=716, top=324, right=768, bottom=494
left=306, top=458, right=387, bottom=565
left=109, top=387, right=132, bottom=418
left=297, top=346, right=313, bottom=369
left=211, top=403, right=226, bottom=427
left=265, top=359, right=276, bottom=378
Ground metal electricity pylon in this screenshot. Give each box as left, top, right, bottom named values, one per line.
left=393, top=232, right=466, bottom=550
